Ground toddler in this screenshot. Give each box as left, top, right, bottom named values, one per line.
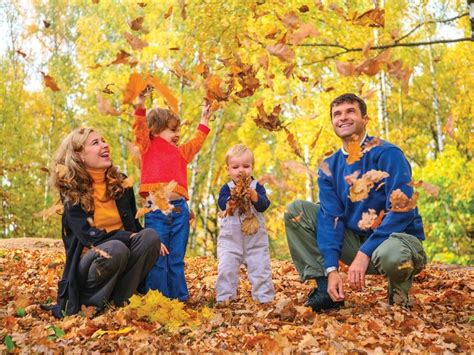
left=216, top=144, right=274, bottom=303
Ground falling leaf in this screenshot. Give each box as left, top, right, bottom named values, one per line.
left=346, top=135, right=363, bottom=164
left=289, top=211, right=304, bottom=223
left=442, top=115, right=455, bottom=138
left=266, top=43, right=295, bottom=63
left=109, top=49, right=132, bottom=66
left=350, top=8, right=384, bottom=27
left=358, top=209, right=385, bottom=230
left=253, top=101, right=284, bottom=131
left=310, top=126, right=323, bottom=150
left=147, top=181, right=178, bottom=215
left=299, top=5, right=309, bottom=13
left=285, top=129, right=303, bottom=158
left=135, top=207, right=151, bottom=219
left=126, top=141, right=142, bottom=168
left=389, top=189, right=418, bottom=212
left=92, top=246, right=112, bottom=259
left=42, top=72, right=60, bottom=91
left=16, top=49, right=27, bottom=58
left=346, top=170, right=389, bottom=202
left=123, top=177, right=134, bottom=188
left=178, top=0, right=186, bottom=19
left=164, top=6, right=173, bottom=19
left=96, top=93, right=122, bottom=116
left=336, top=62, right=356, bottom=76
left=147, top=75, right=179, bottom=114
left=282, top=12, right=300, bottom=29
left=319, top=160, right=332, bottom=176
left=408, top=180, right=439, bottom=198
left=288, top=23, right=319, bottom=44
left=33, top=203, right=63, bottom=219
left=43, top=20, right=51, bottom=28
left=128, top=16, right=144, bottom=31
left=123, top=73, right=147, bottom=104
left=123, top=32, right=148, bottom=51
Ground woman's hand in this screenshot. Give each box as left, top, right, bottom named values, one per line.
left=160, top=243, right=169, bottom=256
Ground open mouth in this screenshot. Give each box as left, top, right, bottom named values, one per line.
left=338, top=122, right=353, bottom=128
left=99, top=151, right=110, bottom=158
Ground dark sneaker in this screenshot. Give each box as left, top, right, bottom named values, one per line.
left=305, top=287, right=344, bottom=312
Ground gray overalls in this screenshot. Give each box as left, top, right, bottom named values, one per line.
left=216, top=180, right=275, bottom=303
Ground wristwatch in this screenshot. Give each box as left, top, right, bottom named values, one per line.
left=325, top=266, right=337, bottom=276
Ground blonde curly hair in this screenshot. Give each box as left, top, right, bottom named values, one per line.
left=51, top=127, right=125, bottom=213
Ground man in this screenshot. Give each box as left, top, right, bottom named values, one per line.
left=284, top=93, right=426, bottom=311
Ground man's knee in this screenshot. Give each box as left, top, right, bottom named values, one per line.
left=374, top=247, right=414, bottom=279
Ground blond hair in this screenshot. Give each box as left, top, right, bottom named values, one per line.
left=225, top=144, right=255, bottom=166
left=147, top=108, right=180, bottom=136
left=51, top=127, right=125, bottom=213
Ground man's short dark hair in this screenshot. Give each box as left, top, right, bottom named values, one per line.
left=330, top=93, right=367, bottom=118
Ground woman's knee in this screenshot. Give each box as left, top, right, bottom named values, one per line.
left=140, top=228, right=161, bottom=247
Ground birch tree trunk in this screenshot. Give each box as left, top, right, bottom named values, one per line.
left=427, top=42, right=444, bottom=154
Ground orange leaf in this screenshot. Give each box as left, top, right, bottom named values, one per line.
left=285, top=130, right=303, bottom=158
left=128, top=16, right=144, bottom=31
left=408, top=180, right=439, bottom=199
left=110, top=49, right=131, bottom=66
left=42, top=72, right=60, bottom=91
left=146, top=75, right=179, bottom=114
left=336, top=62, right=356, bottom=76
left=389, top=189, right=418, bottom=212
left=164, top=6, right=173, bottom=19
left=288, top=23, right=320, bottom=45
left=346, top=136, right=363, bottom=164
left=123, top=73, right=147, bottom=104
left=350, top=9, right=384, bottom=27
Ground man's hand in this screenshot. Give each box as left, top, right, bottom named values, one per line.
left=348, top=251, right=370, bottom=291
left=328, top=271, right=345, bottom=301
left=160, top=243, right=169, bottom=256
left=247, top=188, right=258, bottom=202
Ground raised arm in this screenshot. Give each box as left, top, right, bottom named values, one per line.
left=133, top=95, right=151, bottom=154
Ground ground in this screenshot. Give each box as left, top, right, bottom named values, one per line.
left=0, top=238, right=472, bottom=353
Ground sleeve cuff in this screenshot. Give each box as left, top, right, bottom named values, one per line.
left=325, top=266, right=338, bottom=276
left=198, top=124, right=210, bottom=134
left=135, top=108, right=146, bottom=116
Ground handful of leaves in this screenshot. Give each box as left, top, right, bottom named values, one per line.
left=224, top=174, right=260, bottom=236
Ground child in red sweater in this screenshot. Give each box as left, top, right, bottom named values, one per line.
left=134, top=95, right=211, bottom=301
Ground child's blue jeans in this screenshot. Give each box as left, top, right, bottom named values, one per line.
left=144, top=199, right=190, bottom=301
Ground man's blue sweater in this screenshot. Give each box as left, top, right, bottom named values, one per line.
left=317, top=136, right=425, bottom=270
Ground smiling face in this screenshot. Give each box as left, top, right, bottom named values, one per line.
left=78, top=131, right=111, bottom=169
left=331, top=101, right=368, bottom=143
left=158, top=120, right=180, bottom=145
left=226, top=151, right=254, bottom=181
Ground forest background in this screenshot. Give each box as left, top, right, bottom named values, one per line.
left=0, top=0, right=472, bottom=265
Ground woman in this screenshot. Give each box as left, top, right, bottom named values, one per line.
left=44, top=127, right=160, bottom=318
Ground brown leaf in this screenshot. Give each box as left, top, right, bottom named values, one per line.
left=164, top=6, right=173, bottom=19
left=408, top=180, right=439, bottom=198
left=128, top=16, right=144, bottom=31
left=289, top=211, right=304, bottom=223
left=241, top=214, right=259, bottom=235
left=285, top=130, right=303, bottom=158
left=110, top=49, right=132, bottom=66
left=350, top=8, right=384, bottom=27
left=253, top=101, right=284, bottom=131
left=299, top=5, right=309, bottom=13
left=347, top=170, right=389, bottom=202
left=287, top=23, right=320, bottom=44
left=178, top=0, right=187, bottom=19
left=389, top=189, right=418, bottom=212
left=336, top=61, right=356, bottom=76
left=442, top=115, right=455, bottom=138
left=123, top=32, right=148, bottom=51
left=319, top=160, right=332, bottom=176
left=282, top=12, right=300, bottom=29
left=148, top=181, right=179, bottom=215
left=16, top=49, right=27, bottom=58
left=96, top=93, right=122, bottom=116
left=266, top=43, right=295, bottom=63
left=42, top=72, right=60, bottom=91
left=43, top=20, right=51, bottom=28
left=33, top=203, right=63, bottom=219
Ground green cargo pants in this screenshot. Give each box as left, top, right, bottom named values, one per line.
left=284, top=200, right=427, bottom=301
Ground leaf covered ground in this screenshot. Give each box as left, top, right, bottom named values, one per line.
left=0, top=240, right=472, bottom=353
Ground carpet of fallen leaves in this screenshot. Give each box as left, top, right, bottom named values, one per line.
left=0, top=241, right=473, bottom=353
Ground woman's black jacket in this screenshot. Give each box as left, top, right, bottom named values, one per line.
left=48, top=187, right=142, bottom=318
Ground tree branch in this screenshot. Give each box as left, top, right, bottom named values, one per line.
left=301, top=37, right=473, bottom=65
left=394, top=12, right=469, bottom=44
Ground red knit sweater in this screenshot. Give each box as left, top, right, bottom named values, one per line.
left=133, top=108, right=210, bottom=199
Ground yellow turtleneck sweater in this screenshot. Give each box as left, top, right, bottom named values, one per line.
left=87, top=168, right=123, bottom=232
